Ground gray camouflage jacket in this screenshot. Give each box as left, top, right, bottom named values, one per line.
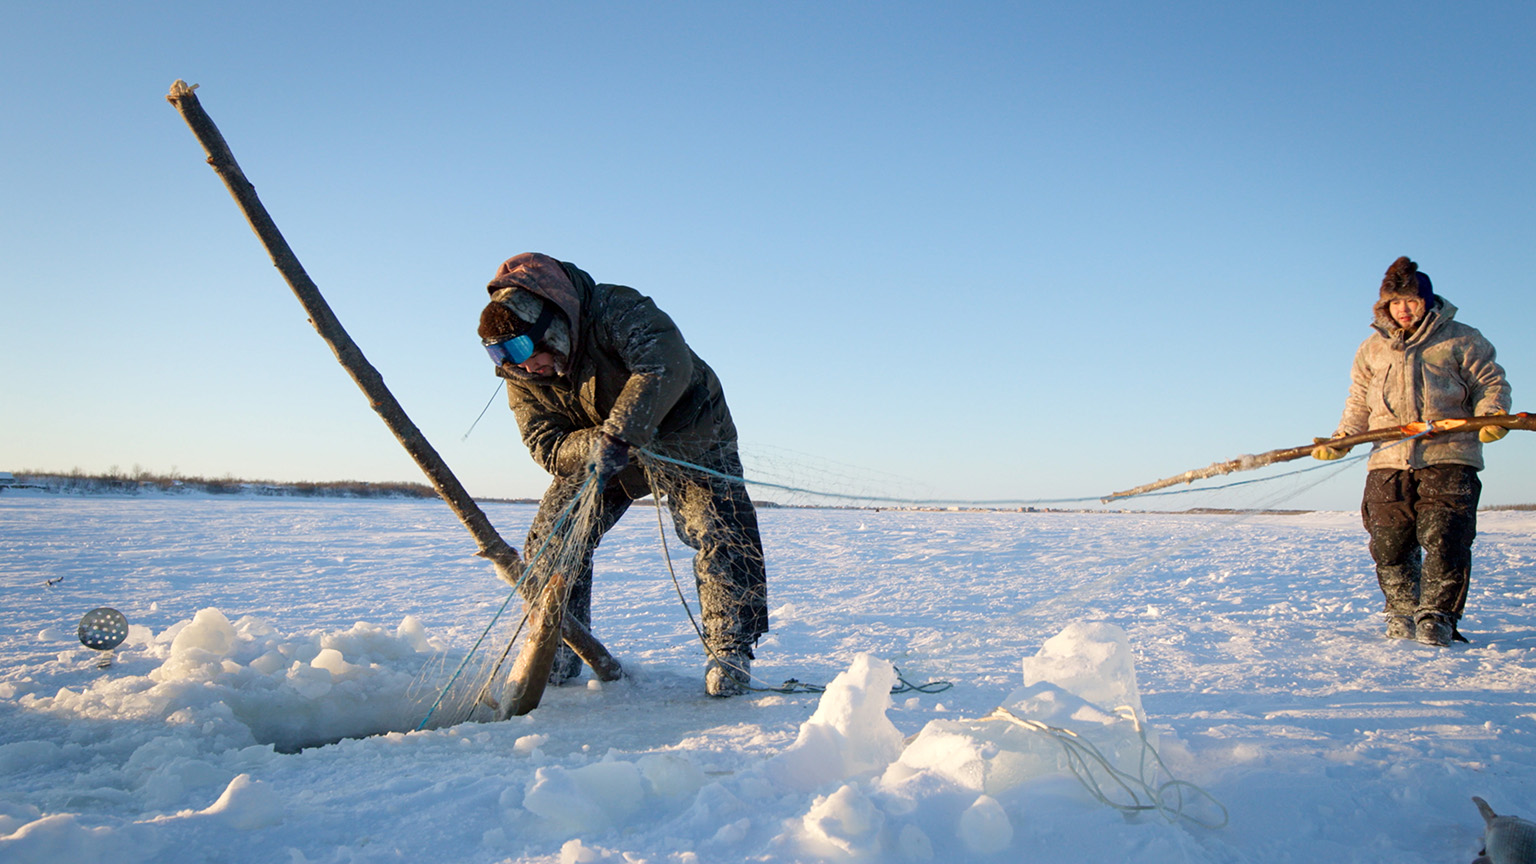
left=1334, top=296, right=1510, bottom=471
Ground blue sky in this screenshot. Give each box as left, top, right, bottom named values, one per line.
left=3, top=2, right=1533, bottom=509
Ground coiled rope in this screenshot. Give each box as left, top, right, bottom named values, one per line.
left=982, top=705, right=1229, bottom=829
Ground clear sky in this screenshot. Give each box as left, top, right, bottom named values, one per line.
left=3, top=2, right=1533, bottom=510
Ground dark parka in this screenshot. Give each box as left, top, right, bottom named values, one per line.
left=485, top=253, right=767, bottom=656
left=487, top=254, right=735, bottom=495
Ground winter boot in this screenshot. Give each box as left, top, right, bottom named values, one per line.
left=705, top=650, right=752, bottom=697
left=1385, top=614, right=1415, bottom=640
left=1415, top=613, right=1453, bottom=648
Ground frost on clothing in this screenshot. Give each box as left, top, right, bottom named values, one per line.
left=1331, top=281, right=1512, bottom=639
left=486, top=254, right=730, bottom=483
left=1334, top=296, right=1510, bottom=471
left=483, top=253, right=768, bottom=657
left=1364, top=464, right=1481, bottom=623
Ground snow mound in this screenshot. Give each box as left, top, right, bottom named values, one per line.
left=776, top=624, right=1191, bottom=861
left=22, top=608, right=439, bottom=754
left=1017, top=620, right=1146, bottom=718
left=882, top=621, right=1155, bottom=799
left=200, top=774, right=284, bottom=829
left=767, top=652, right=905, bottom=791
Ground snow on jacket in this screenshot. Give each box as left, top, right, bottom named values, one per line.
left=1334, top=296, right=1510, bottom=471
left=486, top=254, right=732, bottom=487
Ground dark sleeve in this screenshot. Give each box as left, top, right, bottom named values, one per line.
left=596, top=293, right=694, bottom=447
left=505, top=383, right=601, bottom=477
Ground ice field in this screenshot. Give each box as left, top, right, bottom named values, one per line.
left=3, top=493, right=1535, bottom=863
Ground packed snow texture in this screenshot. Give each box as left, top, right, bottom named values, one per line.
left=3, top=494, right=1536, bottom=863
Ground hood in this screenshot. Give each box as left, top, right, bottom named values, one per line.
left=1372, top=295, right=1458, bottom=347
left=486, top=253, right=589, bottom=357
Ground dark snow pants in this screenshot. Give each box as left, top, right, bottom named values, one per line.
left=522, top=442, right=769, bottom=658
left=1360, top=465, right=1481, bottom=622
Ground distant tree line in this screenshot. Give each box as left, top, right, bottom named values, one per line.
left=11, top=466, right=1528, bottom=510
left=7, top=466, right=439, bottom=499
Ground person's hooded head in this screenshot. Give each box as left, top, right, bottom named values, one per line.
left=478, top=254, right=577, bottom=377
left=1375, top=256, right=1435, bottom=332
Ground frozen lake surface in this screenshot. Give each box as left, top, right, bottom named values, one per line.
left=3, top=494, right=1535, bottom=862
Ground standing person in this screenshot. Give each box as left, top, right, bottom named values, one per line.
left=1313, top=256, right=1510, bottom=646
left=477, top=253, right=768, bottom=695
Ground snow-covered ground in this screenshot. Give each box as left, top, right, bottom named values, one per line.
left=3, top=492, right=1535, bottom=863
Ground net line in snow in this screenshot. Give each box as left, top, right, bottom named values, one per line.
left=983, top=705, right=1229, bottom=830
left=646, top=441, right=1382, bottom=511
left=408, top=430, right=1423, bottom=729
left=647, top=449, right=1105, bottom=509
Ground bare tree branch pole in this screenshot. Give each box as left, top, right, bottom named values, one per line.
left=165, top=80, right=621, bottom=689
left=164, top=80, right=514, bottom=570
left=1103, top=413, right=1536, bottom=502
left=497, top=574, right=567, bottom=719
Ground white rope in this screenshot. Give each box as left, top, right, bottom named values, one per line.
left=981, top=705, right=1229, bottom=830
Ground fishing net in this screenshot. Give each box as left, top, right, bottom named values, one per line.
left=412, top=469, right=610, bottom=728
left=410, top=428, right=1393, bottom=729
left=413, top=434, right=786, bottom=728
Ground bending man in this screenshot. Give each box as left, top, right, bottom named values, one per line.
left=477, top=253, right=768, bottom=694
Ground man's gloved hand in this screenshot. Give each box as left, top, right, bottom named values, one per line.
left=590, top=432, right=631, bottom=486
left=1311, top=436, right=1351, bottom=461
left=1480, top=410, right=1509, bottom=443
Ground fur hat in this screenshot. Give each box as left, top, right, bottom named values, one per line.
left=1379, top=256, right=1434, bottom=304
left=478, top=289, right=572, bottom=358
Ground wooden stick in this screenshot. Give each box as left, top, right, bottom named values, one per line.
left=165, top=81, right=515, bottom=570
left=1103, top=413, right=1536, bottom=502
left=497, top=574, right=567, bottom=719
left=165, top=80, right=621, bottom=694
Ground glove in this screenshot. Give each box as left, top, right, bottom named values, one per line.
left=589, top=432, right=631, bottom=486
left=1480, top=410, right=1509, bottom=444
left=1311, top=436, right=1350, bottom=461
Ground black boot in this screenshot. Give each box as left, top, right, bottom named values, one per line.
left=1414, top=612, right=1453, bottom=648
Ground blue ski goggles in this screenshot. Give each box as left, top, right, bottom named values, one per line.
left=482, top=302, right=556, bottom=367
left=483, top=333, right=539, bottom=366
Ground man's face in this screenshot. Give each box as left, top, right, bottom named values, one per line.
left=1389, top=297, right=1426, bottom=330
left=510, top=350, right=560, bottom=377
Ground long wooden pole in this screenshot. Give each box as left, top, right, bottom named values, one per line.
left=165, top=80, right=620, bottom=694
left=1104, top=413, right=1536, bottom=502
left=165, top=81, right=514, bottom=569
left=497, top=574, right=567, bottom=719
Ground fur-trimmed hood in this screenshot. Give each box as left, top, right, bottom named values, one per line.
left=1372, top=295, right=1456, bottom=347
left=482, top=255, right=733, bottom=477
left=485, top=253, right=592, bottom=360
